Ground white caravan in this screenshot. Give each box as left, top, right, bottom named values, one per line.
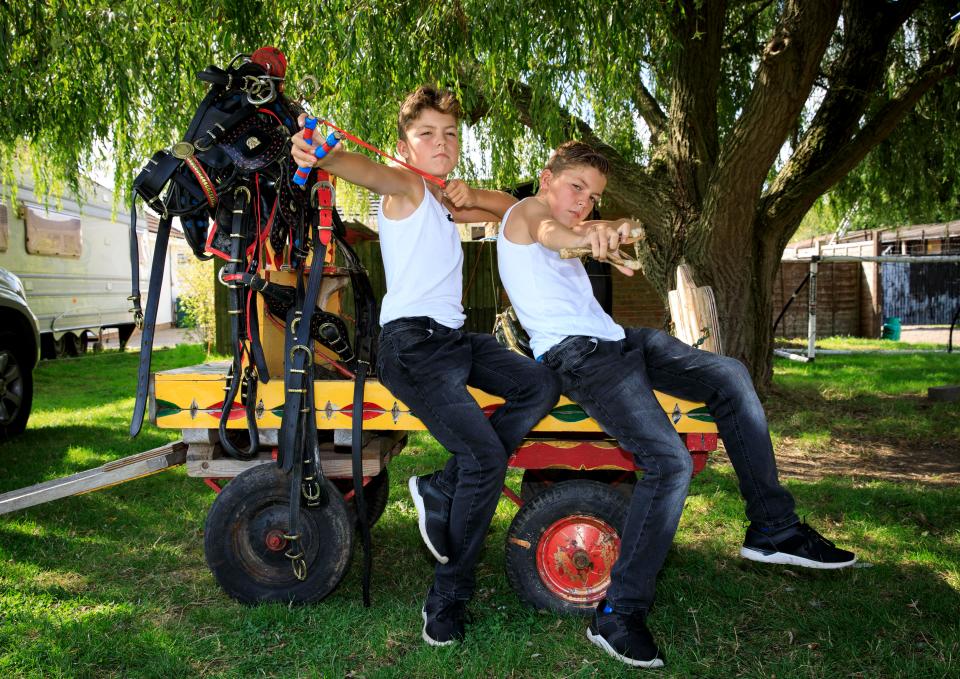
left=0, top=172, right=184, bottom=357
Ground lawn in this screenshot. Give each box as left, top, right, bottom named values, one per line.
left=0, top=344, right=958, bottom=678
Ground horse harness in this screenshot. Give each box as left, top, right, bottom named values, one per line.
left=127, top=48, right=378, bottom=605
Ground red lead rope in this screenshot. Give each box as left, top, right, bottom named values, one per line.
left=317, top=119, right=447, bottom=190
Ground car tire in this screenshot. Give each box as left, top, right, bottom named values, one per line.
left=0, top=330, right=34, bottom=442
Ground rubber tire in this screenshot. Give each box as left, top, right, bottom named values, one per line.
left=204, top=463, right=354, bottom=605
left=332, top=468, right=390, bottom=528
left=57, top=332, right=82, bottom=357
left=520, top=468, right=636, bottom=503
left=0, top=331, right=34, bottom=442
left=505, top=480, right=628, bottom=616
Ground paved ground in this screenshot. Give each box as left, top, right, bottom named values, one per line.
left=100, top=325, right=197, bottom=351
left=897, top=325, right=955, bottom=346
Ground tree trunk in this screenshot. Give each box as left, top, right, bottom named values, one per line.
left=611, top=174, right=800, bottom=390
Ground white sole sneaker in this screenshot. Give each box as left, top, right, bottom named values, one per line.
left=408, top=476, right=449, bottom=564
left=422, top=607, right=457, bottom=647
left=740, top=546, right=856, bottom=569
left=586, top=628, right=664, bottom=669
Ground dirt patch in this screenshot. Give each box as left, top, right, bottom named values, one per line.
left=713, top=438, right=960, bottom=486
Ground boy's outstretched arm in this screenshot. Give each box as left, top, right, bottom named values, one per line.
left=530, top=210, right=639, bottom=277
left=290, top=117, right=420, bottom=202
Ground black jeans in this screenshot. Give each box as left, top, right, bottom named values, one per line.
left=542, top=327, right=797, bottom=613
left=378, top=317, right=560, bottom=601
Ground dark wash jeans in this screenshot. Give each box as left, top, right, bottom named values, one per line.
left=541, top=327, right=798, bottom=614
left=377, top=317, right=560, bottom=602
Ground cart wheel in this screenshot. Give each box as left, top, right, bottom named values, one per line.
left=332, top=468, right=390, bottom=528
left=520, top=469, right=636, bottom=502
left=505, top=480, right=627, bottom=615
left=204, top=463, right=353, bottom=605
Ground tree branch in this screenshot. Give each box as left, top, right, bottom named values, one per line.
left=761, top=40, right=959, bottom=236
left=498, top=78, right=672, bottom=231
left=666, top=0, right=726, bottom=208
left=702, top=0, right=841, bottom=238
left=758, top=0, right=924, bottom=236
left=631, top=80, right=667, bottom=144
left=725, top=0, right=776, bottom=46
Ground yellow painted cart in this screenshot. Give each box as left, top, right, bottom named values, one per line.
left=150, top=361, right=718, bottom=613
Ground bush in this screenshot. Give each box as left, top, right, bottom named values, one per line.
left=177, top=257, right=216, bottom=350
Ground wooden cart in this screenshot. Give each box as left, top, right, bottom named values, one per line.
left=149, top=363, right=718, bottom=613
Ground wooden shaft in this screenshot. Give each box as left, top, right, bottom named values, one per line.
left=558, top=247, right=643, bottom=270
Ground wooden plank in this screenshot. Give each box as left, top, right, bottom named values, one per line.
left=185, top=435, right=401, bottom=479
left=0, top=441, right=187, bottom=515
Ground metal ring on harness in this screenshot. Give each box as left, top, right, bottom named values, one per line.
left=293, top=75, right=319, bottom=103
left=127, top=294, right=144, bottom=329
left=216, top=266, right=239, bottom=288
left=289, top=343, right=313, bottom=365
left=301, top=477, right=322, bottom=503
left=310, top=180, right=336, bottom=209
left=291, top=311, right=302, bottom=336
left=244, top=75, right=276, bottom=105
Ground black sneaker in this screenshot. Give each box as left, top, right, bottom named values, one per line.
left=586, top=599, right=665, bottom=669
left=740, top=521, right=856, bottom=569
left=421, top=589, right=466, bottom=646
left=409, top=473, right=451, bottom=564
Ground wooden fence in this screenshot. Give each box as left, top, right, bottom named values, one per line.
left=349, top=240, right=502, bottom=334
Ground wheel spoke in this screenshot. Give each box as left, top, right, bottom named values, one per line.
left=1, top=360, right=19, bottom=384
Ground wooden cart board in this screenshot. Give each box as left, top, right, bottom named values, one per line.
left=150, top=362, right=718, bottom=435
left=669, top=264, right=723, bottom=354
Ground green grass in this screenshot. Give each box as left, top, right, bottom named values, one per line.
left=1, top=344, right=958, bottom=678
left=775, top=335, right=947, bottom=351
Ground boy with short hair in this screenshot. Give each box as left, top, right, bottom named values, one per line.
left=495, top=141, right=855, bottom=668
left=291, top=85, right=560, bottom=646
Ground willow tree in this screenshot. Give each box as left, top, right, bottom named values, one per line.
left=2, top=1, right=958, bottom=384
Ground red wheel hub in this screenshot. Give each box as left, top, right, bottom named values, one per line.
left=264, top=529, right=287, bottom=552
left=535, top=514, right=620, bottom=604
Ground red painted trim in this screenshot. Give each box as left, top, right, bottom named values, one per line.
left=342, top=476, right=373, bottom=502
left=691, top=452, right=708, bottom=476
left=501, top=484, right=523, bottom=508
left=508, top=441, right=638, bottom=471
left=203, top=478, right=224, bottom=494
left=507, top=439, right=714, bottom=477
left=684, top=433, right=719, bottom=452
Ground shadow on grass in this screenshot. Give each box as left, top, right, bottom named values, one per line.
left=2, top=462, right=958, bottom=677
left=0, top=424, right=180, bottom=492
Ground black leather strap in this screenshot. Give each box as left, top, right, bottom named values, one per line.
left=127, top=196, right=143, bottom=328
left=278, top=234, right=328, bottom=472
left=129, top=214, right=173, bottom=437
left=218, top=188, right=260, bottom=460
left=351, top=358, right=372, bottom=607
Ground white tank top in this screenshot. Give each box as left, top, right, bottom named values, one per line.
left=378, top=179, right=465, bottom=328
left=497, top=199, right=625, bottom=357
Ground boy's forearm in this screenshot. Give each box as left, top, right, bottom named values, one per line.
left=316, top=151, right=410, bottom=197
left=469, top=189, right=516, bottom=219
left=536, top=220, right=588, bottom=251
left=573, top=219, right=637, bottom=234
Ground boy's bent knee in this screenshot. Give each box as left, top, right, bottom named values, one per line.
left=640, top=445, right=695, bottom=482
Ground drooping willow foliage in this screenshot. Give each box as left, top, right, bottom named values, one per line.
left=2, top=1, right=957, bottom=379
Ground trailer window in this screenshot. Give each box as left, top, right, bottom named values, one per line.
left=0, top=203, right=8, bottom=252
left=25, top=206, right=82, bottom=258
